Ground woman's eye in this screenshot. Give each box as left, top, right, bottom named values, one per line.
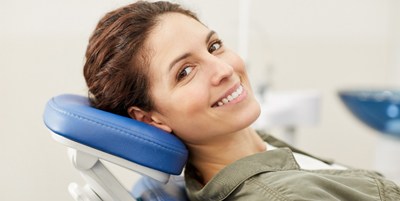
left=177, top=66, right=194, bottom=81
left=208, top=40, right=222, bottom=53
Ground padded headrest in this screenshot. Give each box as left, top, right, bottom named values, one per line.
left=43, top=94, right=188, bottom=175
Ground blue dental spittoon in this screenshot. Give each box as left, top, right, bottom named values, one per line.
left=339, top=90, right=400, bottom=138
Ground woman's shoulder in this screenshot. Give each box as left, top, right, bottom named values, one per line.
left=229, top=168, right=399, bottom=201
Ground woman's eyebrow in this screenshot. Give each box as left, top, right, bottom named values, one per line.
left=169, top=30, right=217, bottom=71
left=169, top=53, right=192, bottom=72
left=205, top=30, right=216, bottom=43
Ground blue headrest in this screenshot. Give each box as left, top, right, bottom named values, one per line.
left=43, top=94, right=188, bottom=175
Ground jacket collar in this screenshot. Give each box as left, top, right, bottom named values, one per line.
left=185, top=147, right=300, bottom=201
left=259, top=131, right=333, bottom=165
left=185, top=131, right=333, bottom=201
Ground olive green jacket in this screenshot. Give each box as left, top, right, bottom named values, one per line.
left=185, top=132, right=400, bottom=201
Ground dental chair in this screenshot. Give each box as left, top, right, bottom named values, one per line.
left=43, top=94, right=189, bottom=201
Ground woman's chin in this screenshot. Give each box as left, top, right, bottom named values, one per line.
left=235, top=100, right=261, bottom=130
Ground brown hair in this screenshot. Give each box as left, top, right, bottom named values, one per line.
left=83, top=1, right=198, bottom=116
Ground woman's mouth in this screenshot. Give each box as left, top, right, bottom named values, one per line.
left=212, top=85, right=244, bottom=107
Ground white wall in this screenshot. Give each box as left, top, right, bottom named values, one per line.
left=389, top=0, right=400, bottom=86
left=0, top=0, right=398, bottom=200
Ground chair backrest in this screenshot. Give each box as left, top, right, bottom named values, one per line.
left=43, top=94, right=189, bottom=201
left=43, top=94, right=188, bottom=175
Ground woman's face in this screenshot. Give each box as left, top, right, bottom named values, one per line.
left=143, top=13, right=260, bottom=144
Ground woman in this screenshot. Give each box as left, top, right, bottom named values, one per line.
left=84, top=1, right=400, bottom=200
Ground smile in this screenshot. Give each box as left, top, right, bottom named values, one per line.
left=212, top=84, right=244, bottom=107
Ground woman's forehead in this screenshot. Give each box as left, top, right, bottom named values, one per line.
left=145, top=13, right=210, bottom=69
left=147, top=13, right=209, bottom=49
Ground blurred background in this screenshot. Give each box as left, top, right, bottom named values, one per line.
left=1, top=0, right=399, bottom=200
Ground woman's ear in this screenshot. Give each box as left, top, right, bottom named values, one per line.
left=127, top=106, right=172, bottom=133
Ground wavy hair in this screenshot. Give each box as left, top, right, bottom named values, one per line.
left=83, top=1, right=198, bottom=116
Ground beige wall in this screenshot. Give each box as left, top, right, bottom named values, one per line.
left=1, top=0, right=399, bottom=200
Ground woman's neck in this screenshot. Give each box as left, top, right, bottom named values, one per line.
left=186, top=127, right=265, bottom=184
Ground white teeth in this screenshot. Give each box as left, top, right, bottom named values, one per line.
left=232, top=91, right=238, bottom=98
left=215, top=85, right=244, bottom=107
left=237, top=86, right=243, bottom=94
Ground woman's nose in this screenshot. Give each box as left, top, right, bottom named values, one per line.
left=208, top=57, right=234, bottom=86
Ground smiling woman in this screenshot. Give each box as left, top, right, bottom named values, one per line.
left=135, top=12, right=261, bottom=146
left=83, top=1, right=400, bottom=200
